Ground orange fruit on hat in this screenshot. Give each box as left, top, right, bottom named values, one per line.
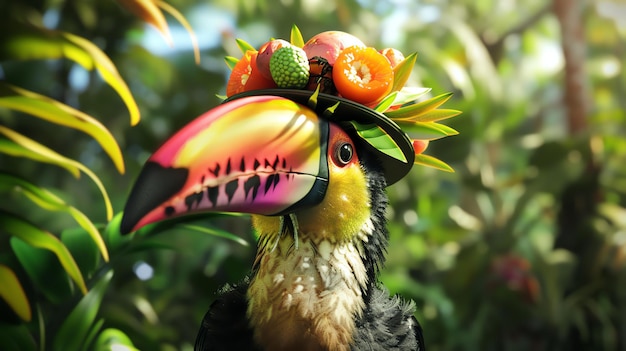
left=332, top=46, right=393, bottom=106
left=226, top=50, right=276, bottom=97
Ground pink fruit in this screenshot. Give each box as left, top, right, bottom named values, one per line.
left=256, top=39, right=291, bottom=80
left=303, top=31, right=365, bottom=93
left=303, top=31, right=365, bottom=66
left=380, top=48, right=405, bottom=69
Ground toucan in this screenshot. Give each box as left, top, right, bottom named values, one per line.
left=120, top=89, right=426, bottom=351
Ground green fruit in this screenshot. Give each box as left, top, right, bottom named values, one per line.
left=269, top=46, right=310, bottom=89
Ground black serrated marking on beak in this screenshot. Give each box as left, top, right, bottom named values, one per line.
left=264, top=155, right=280, bottom=170
left=207, top=186, right=219, bottom=207
left=226, top=158, right=232, bottom=175
left=285, top=166, right=292, bottom=180
left=164, top=206, right=175, bottom=216
left=273, top=155, right=279, bottom=169
left=209, top=164, right=220, bottom=177
left=264, top=173, right=282, bottom=194
left=239, top=157, right=246, bottom=172
left=253, top=159, right=260, bottom=169
left=244, top=175, right=261, bottom=200
left=225, top=179, right=239, bottom=203
left=185, top=191, right=203, bottom=211
left=272, top=172, right=280, bottom=188
left=264, top=174, right=275, bottom=194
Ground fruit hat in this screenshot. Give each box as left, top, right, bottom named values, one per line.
left=223, top=25, right=461, bottom=185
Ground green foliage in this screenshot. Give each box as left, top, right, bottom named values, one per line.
left=1, top=0, right=625, bottom=350
left=0, top=0, right=240, bottom=349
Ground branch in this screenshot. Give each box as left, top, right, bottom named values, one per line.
left=553, top=0, right=592, bottom=135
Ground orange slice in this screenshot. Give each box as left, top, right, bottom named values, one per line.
left=332, top=46, right=393, bottom=106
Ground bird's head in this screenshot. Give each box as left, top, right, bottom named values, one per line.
left=120, top=89, right=414, bottom=246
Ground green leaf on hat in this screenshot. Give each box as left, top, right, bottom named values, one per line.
left=307, top=84, right=321, bottom=110
left=349, top=121, right=407, bottom=163
left=391, top=52, right=417, bottom=93
left=235, top=38, right=255, bottom=54
left=290, top=24, right=305, bottom=48
left=374, top=91, right=398, bottom=112
left=392, top=87, right=432, bottom=107
left=224, top=56, right=239, bottom=70
left=406, top=108, right=462, bottom=123
left=384, top=92, right=454, bottom=120
left=399, top=121, right=459, bottom=140
left=323, top=101, right=340, bottom=118
left=414, top=153, right=455, bottom=172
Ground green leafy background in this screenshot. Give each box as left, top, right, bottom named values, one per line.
left=0, top=0, right=625, bottom=350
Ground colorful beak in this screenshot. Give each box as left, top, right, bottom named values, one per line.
left=120, top=96, right=329, bottom=234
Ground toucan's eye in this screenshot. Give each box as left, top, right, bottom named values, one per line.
left=336, top=143, right=353, bottom=166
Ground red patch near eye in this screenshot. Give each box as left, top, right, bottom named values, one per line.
left=329, top=124, right=358, bottom=167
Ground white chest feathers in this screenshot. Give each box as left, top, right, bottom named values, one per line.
left=247, top=236, right=369, bottom=351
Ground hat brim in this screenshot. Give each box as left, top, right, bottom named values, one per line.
left=225, top=89, right=414, bottom=186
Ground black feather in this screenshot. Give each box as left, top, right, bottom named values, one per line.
left=194, top=280, right=259, bottom=351
left=352, top=286, right=425, bottom=351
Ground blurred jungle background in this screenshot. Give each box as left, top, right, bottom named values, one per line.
left=1, top=0, right=625, bottom=350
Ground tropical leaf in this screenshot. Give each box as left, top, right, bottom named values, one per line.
left=399, top=121, right=459, bottom=140
left=224, top=56, right=239, bottom=70
left=0, top=138, right=80, bottom=178
left=83, top=319, right=105, bottom=351
left=181, top=224, right=249, bottom=246
left=403, top=108, right=462, bottom=123
left=134, top=212, right=245, bottom=238
left=349, top=121, right=407, bottom=163
left=428, top=122, right=459, bottom=136
left=391, top=52, right=417, bottom=93
left=103, top=212, right=134, bottom=253
left=0, top=126, right=113, bottom=220
left=3, top=212, right=87, bottom=295
left=290, top=24, right=305, bottom=48
left=414, top=153, right=455, bottom=172
left=10, top=237, right=74, bottom=304
left=52, top=270, right=113, bottom=351
left=392, top=87, right=432, bottom=107
left=0, top=324, right=37, bottom=351
left=374, top=91, right=398, bottom=112
left=235, top=38, right=255, bottom=53
left=61, top=228, right=102, bottom=280
left=384, top=92, right=454, bottom=120
left=0, top=83, right=125, bottom=174
left=155, top=0, right=200, bottom=64
left=0, top=264, right=31, bottom=322
left=0, top=172, right=109, bottom=261
left=128, top=239, right=176, bottom=253
left=94, top=328, right=138, bottom=351
left=116, top=0, right=172, bottom=45
left=0, top=23, right=140, bottom=125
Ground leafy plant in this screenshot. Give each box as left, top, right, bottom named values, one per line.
left=0, top=1, right=213, bottom=349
